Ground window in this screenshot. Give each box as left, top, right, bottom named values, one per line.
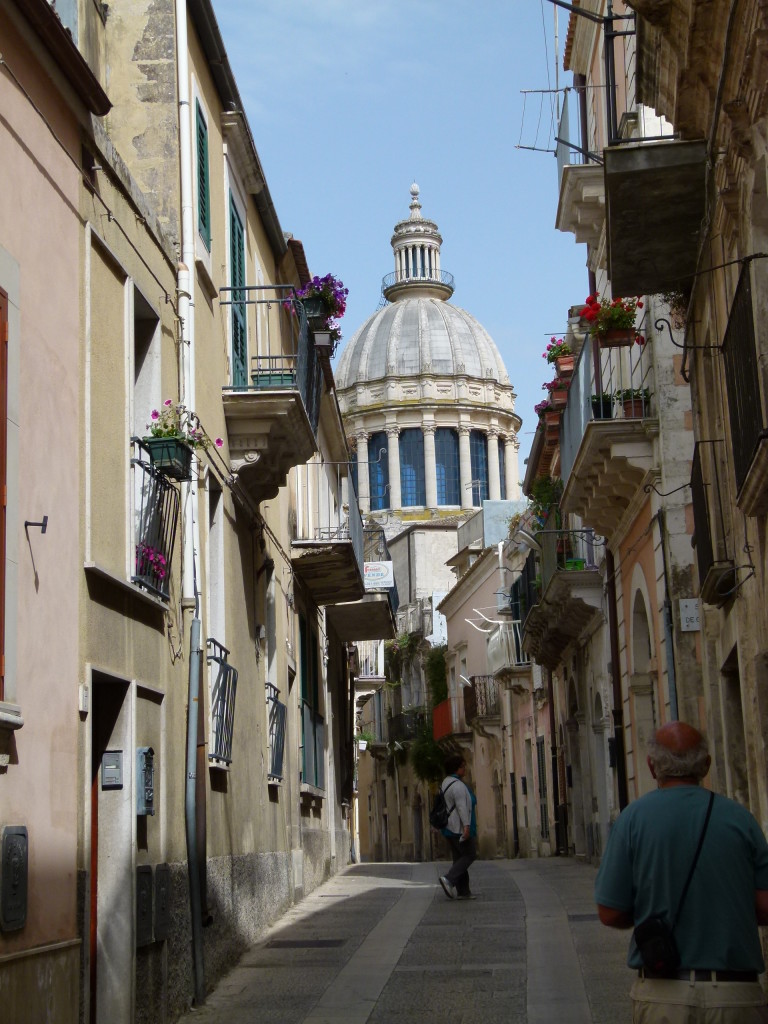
left=207, top=639, right=238, bottom=766
left=537, top=735, right=550, bottom=840
left=435, top=428, right=459, bottom=505
left=498, top=440, right=506, bottom=500
left=299, top=613, right=324, bottom=789
left=469, top=430, right=489, bottom=506
left=368, top=430, right=389, bottom=511
left=229, top=195, right=247, bottom=386
left=196, top=101, right=211, bottom=252
left=399, top=428, right=425, bottom=506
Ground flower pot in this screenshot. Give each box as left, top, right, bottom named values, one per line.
left=544, top=409, right=560, bottom=427
left=565, top=557, right=586, bottom=571
left=251, top=370, right=296, bottom=389
left=545, top=424, right=559, bottom=443
left=555, top=355, right=575, bottom=378
left=591, top=396, right=613, bottom=420
left=142, top=436, right=193, bottom=480
left=550, top=388, right=569, bottom=408
left=597, top=328, right=635, bottom=348
left=622, top=398, right=650, bottom=419
left=300, top=296, right=330, bottom=331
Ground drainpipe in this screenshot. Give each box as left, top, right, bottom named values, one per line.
left=175, top=0, right=205, bottom=1003
left=606, top=549, right=629, bottom=810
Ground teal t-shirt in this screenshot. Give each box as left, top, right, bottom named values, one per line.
left=595, top=786, right=768, bottom=970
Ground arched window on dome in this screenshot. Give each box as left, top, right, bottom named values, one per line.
left=470, top=431, right=489, bottom=506
left=498, top=441, right=507, bottom=500
left=368, top=431, right=389, bottom=511
left=399, top=429, right=426, bottom=507
left=435, top=428, right=460, bottom=506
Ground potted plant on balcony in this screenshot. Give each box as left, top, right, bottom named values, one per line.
left=591, top=393, right=613, bottom=419
left=615, top=387, right=651, bottom=418
left=292, top=273, right=348, bottom=352
left=543, top=377, right=570, bottom=409
left=143, top=400, right=223, bottom=480
left=543, top=336, right=574, bottom=377
left=581, top=293, right=645, bottom=347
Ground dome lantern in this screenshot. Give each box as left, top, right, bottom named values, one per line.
left=382, top=184, right=455, bottom=302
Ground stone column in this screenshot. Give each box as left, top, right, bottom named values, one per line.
left=505, top=436, right=520, bottom=500
left=386, top=426, right=401, bottom=510
left=422, top=424, right=438, bottom=509
left=355, top=431, right=370, bottom=514
left=487, top=428, right=501, bottom=501
left=459, top=425, right=473, bottom=509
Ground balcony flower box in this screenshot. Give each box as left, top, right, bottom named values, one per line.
left=544, top=409, right=561, bottom=427
left=555, top=354, right=575, bottom=377
left=591, top=394, right=613, bottom=420
left=597, top=327, right=636, bottom=348
left=550, top=388, right=569, bottom=409
left=142, top=436, right=193, bottom=481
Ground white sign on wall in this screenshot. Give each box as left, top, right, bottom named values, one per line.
left=364, top=561, right=394, bottom=590
left=679, top=599, right=701, bottom=632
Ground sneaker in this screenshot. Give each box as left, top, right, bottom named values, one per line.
left=456, top=893, right=478, bottom=900
left=439, top=875, right=456, bottom=899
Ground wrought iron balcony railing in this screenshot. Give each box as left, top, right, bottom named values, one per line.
left=207, top=638, right=238, bottom=766
left=690, top=440, right=735, bottom=606
left=131, top=441, right=180, bottom=601
left=301, top=701, right=324, bottom=789
left=387, top=710, right=425, bottom=744
left=464, top=676, right=500, bottom=723
left=266, top=683, right=287, bottom=781
left=722, top=261, right=763, bottom=494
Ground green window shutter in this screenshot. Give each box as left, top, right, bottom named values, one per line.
left=196, top=101, right=211, bottom=252
left=229, top=195, right=247, bottom=386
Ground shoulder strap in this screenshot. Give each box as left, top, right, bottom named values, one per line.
left=442, top=778, right=459, bottom=802
left=671, top=790, right=715, bottom=930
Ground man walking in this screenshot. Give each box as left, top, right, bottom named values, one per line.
left=437, top=754, right=477, bottom=900
left=595, top=721, right=768, bottom=1022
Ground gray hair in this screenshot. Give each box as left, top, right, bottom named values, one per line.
left=647, top=734, right=710, bottom=781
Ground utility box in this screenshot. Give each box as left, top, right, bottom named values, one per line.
left=136, top=747, right=155, bottom=816
left=0, top=825, right=28, bottom=932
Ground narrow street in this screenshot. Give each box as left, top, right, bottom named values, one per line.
left=178, top=859, right=631, bottom=1024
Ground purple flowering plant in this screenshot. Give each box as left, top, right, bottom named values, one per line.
left=288, top=273, right=348, bottom=345
left=542, top=378, right=570, bottom=393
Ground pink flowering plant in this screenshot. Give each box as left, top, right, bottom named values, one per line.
left=534, top=399, right=552, bottom=417
left=147, top=399, right=223, bottom=451
left=580, top=293, right=645, bottom=344
left=542, top=378, right=570, bottom=393
left=543, top=337, right=572, bottom=363
left=136, top=542, right=168, bottom=581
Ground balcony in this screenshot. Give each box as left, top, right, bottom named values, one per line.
left=522, top=529, right=605, bottom=671
left=326, top=528, right=398, bottom=642
left=605, top=139, right=707, bottom=296
left=722, top=261, right=768, bottom=517
left=560, top=328, right=658, bottom=540
left=207, top=639, right=238, bottom=768
left=432, top=695, right=470, bottom=744
left=221, top=286, right=323, bottom=504
left=131, top=442, right=180, bottom=602
left=487, top=620, right=530, bottom=691
left=690, top=441, right=736, bottom=607
left=463, top=676, right=500, bottom=726
left=388, top=710, right=425, bottom=744
left=267, top=683, right=287, bottom=781
left=291, top=461, right=365, bottom=606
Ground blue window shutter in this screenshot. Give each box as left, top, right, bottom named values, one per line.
left=229, top=196, right=247, bottom=386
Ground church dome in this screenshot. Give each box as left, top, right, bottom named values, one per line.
left=336, top=298, right=510, bottom=387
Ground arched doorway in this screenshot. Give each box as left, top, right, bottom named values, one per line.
left=630, top=583, right=656, bottom=796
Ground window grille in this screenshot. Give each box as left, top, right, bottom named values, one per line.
left=266, top=683, right=287, bottom=781
left=207, top=638, right=238, bottom=766
left=537, top=736, right=550, bottom=840
left=131, top=442, right=179, bottom=601
left=722, top=261, right=762, bottom=491
left=435, top=428, right=460, bottom=505
left=229, top=196, right=247, bottom=387
left=368, top=430, right=389, bottom=511
left=469, top=430, right=489, bottom=505
left=399, top=428, right=426, bottom=506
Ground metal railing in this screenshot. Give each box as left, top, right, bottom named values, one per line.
left=294, top=461, right=364, bottom=581
left=388, top=710, right=425, bottom=744
left=207, top=639, right=238, bottom=766
left=464, top=676, right=500, bottom=722
left=690, top=440, right=733, bottom=590
left=381, top=269, right=455, bottom=291
left=355, top=639, right=383, bottom=679
left=266, top=683, right=287, bottom=781
left=131, top=441, right=180, bottom=601
left=487, top=620, right=530, bottom=674
left=364, top=527, right=400, bottom=618
left=722, top=261, right=763, bottom=491
left=539, top=528, right=603, bottom=596
left=220, top=285, right=322, bottom=435
left=561, top=314, right=655, bottom=486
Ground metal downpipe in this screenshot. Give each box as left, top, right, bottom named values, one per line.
left=185, top=616, right=205, bottom=1004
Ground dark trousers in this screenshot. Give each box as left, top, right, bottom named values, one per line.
left=445, top=835, right=477, bottom=896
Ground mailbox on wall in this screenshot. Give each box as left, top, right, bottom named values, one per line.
left=0, top=825, right=28, bottom=932
left=136, top=747, right=155, bottom=816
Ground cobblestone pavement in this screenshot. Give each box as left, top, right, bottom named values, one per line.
left=177, top=858, right=632, bottom=1024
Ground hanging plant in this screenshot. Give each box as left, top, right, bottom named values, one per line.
left=410, top=724, right=445, bottom=783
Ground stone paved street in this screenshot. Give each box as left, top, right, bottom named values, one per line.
left=177, top=858, right=632, bottom=1024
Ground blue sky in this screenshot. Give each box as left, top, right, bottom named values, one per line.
left=213, top=0, right=589, bottom=475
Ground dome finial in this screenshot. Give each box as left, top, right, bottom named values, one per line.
left=409, top=182, right=422, bottom=221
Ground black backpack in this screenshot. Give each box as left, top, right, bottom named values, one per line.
left=429, top=779, right=458, bottom=829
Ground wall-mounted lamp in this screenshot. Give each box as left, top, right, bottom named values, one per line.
left=512, top=528, right=541, bottom=553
